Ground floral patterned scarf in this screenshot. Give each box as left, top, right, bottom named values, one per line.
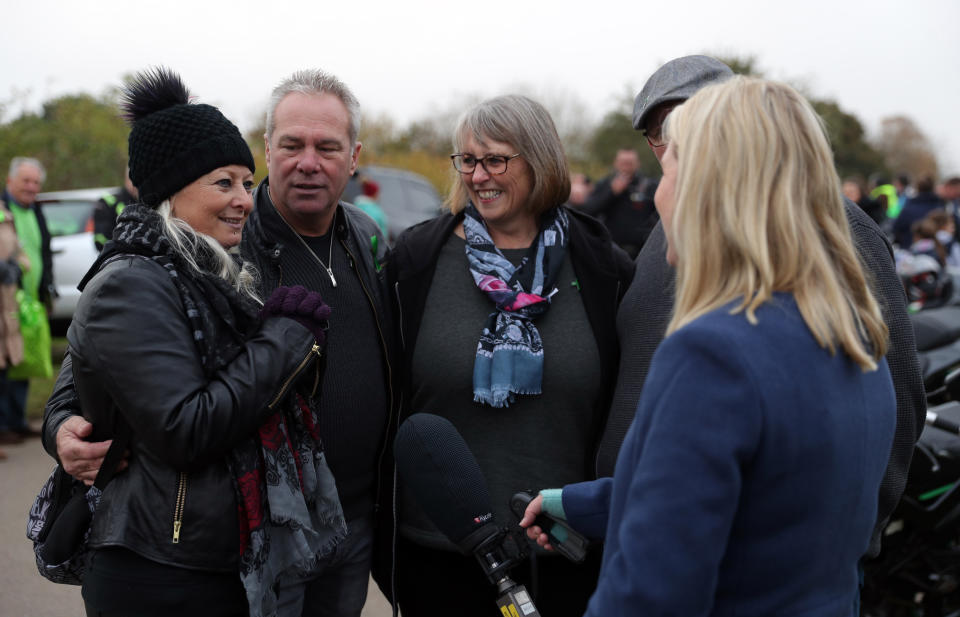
left=463, top=203, right=569, bottom=408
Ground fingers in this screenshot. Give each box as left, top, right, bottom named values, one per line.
left=281, top=286, right=308, bottom=313
left=63, top=452, right=106, bottom=481
left=57, top=417, right=103, bottom=482
left=62, top=415, right=94, bottom=438
left=519, top=494, right=543, bottom=528
left=294, top=291, right=330, bottom=322
left=261, top=286, right=291, bottom=317
left=523, top=525, right=554, bottom=551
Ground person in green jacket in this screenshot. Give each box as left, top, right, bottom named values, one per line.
left=0, top=157, right=52, bottom=443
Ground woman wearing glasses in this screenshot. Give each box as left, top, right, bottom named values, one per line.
left=386, top=95, right=634, bottom=616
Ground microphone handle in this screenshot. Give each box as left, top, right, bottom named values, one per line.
left=510, top=491, right=589, bottom=563
left=496, top=577, right=542, bottom=617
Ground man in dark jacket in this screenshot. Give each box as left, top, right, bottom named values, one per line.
left=581, top=148, right=658, bottom=257
left=1, top=157, right=52, bottom=443
left=45, top=69, right=394, bottom=617
left=93, top=169, right=138, bottom=250
left=893, top=175, right=945, bottom=249
left=593, top=55, right=925, bottom=562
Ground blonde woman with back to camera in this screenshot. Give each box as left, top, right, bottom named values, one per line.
left=521, top=76, right=896, bottom=616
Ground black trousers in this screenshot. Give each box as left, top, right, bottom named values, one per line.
left=396, top=535, right=602, bottom=617
left=82, top=547, right=247, bottom=617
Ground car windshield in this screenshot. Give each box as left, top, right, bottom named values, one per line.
left=41, top=200, right=93, bottom=237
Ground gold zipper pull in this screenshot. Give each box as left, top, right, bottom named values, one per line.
left=172, top=471, right=187, bottom=544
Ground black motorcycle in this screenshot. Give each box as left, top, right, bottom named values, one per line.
left=862, top=305, right=960, bottom=616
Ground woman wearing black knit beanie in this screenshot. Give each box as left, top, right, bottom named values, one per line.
left=52, top=68, right=345, bottom=617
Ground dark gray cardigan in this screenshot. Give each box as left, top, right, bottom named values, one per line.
left=595, top=201, right=926, bottom=557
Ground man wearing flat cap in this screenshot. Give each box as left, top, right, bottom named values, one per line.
left=593, top=55, right=924, bottom=560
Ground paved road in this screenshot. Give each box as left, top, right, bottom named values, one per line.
left=0, top=432, right=393, bottom=617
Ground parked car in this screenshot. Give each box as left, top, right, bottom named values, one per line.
left=37, top=187, right=111, bottom=329
left=342, top=165, right=443, bottom=241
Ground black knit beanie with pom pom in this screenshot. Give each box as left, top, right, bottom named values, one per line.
left=122, top=67, right=255, bottom=207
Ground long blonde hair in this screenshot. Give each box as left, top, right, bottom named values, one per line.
left=665, top=77, right=887, bottom=370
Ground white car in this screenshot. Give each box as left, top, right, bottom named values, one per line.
left=37, top=187, right=114, bottom=326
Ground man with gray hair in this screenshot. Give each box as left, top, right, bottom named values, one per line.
left=45, top=70, right=394, bottom=616
left=1, top=157, right=52, bottom=444
left=593, top=55, right=924, bottom=561
left=241, top=68, right=393, bottom=616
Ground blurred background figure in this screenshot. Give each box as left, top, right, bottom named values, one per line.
left=894, top=175, right=945, bottom=249
left=566, top=172, right=593, bottom=207
left=938, top=176, right=960, bottom=246
left=894, top=173, right=913, bottom=214
left=871, top=174, right=902, bottom=221
left=842, top=176, right=885, bottom=225
left=0, top=196, right=24, bottom=455
left=940, top=176, right=960, bottom=212
left=581, top=148, right=658, bottom=258
left=909, top=217, right=947, bottom=266
left=0, top=157, right=51, bottom=444
left=93, top=167, right=138, bottom=250
left=924, top=209, right=960, bottom=268
left=353, top=176, right=389, bottom=238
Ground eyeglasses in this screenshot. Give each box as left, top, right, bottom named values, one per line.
left=451, top=153, right=521, bottom=175
left=642, top=124, right=665, bottom=149
left=642, top=103, right=679, bottom=149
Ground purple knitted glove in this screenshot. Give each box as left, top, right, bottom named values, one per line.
left=260, top=285, right=331, bottom=344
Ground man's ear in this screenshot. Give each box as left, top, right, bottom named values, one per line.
left=264, top=133, right=271, bottom=166
left=350, top=141, right=362, bottom=175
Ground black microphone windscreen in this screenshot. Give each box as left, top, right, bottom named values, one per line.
left=394, top=413, right=498, bottom=554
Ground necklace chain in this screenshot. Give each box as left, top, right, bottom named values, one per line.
left=277, top=207, right=338, bottom=288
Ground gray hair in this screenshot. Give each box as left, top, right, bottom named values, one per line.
left=9, top=157, right=47, bottom=183
left=157, top=199, right=261, bottom=303
left=447, top=95, right=570, bottom=216
left=265, top=69, right=361, bottom=146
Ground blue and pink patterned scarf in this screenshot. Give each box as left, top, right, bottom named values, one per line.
left=463, top=203, right=569, bottom=407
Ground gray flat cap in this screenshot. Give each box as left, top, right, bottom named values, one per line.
left=633, top=55, right=734, bottom=130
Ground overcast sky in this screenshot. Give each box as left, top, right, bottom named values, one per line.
left=4, top=0, right=958, bottom=175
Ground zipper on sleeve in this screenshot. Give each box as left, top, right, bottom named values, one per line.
left=268, top=343, right=321, bottom=410
left=172, top=472, right=187, bottom=543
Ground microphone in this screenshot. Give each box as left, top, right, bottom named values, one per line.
left=394, top=413, right=541, bottom=617
left=393, top=412, right=499, bottom=554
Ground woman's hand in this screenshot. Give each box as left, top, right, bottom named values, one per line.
left=518, top=493, right=554, bottom=551
left=260, top=285, right=331, bottom=344
left=56, top=416, right=128, bottom=486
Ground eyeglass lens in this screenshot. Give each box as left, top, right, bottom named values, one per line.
left=453, top=155, right=509, bottom=174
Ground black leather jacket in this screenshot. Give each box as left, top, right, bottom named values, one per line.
left=45, top=255, right=317, bottom=571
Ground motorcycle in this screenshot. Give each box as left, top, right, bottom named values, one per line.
left=862, top=306, right=960, bottom=616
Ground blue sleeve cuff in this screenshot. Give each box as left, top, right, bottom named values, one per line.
left=539, top=488, right=567, bottom=521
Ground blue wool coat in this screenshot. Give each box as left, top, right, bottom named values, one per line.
left=563, top=294, right=896, bottom=617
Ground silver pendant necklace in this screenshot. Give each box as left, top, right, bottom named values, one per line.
left=278, top=208, right=338, bottom=288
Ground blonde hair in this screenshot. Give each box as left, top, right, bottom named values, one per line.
left=664, top=76, right=887, bottom=370
left=446, top=95, right=570, bottom=216
left=157, top=200, right=261, bottom=303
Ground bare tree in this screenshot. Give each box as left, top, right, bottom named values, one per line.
left=874, top=115, right=939, bottom=181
